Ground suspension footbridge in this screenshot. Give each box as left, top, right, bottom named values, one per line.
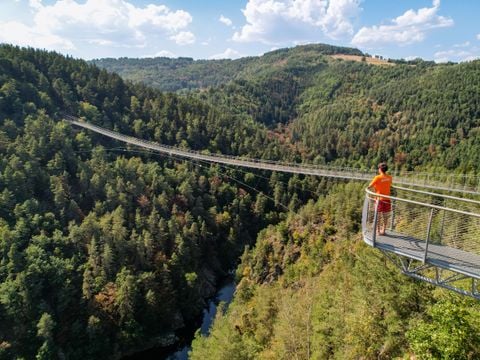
left=64, top=116, right=480, bottom=195
left=65, top=116, right=480, bottom=298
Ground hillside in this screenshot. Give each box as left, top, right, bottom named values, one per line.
left=292, top=58, right=480, bottom=172
left=95, top=44, right=480, bottom=173
left=1, top=43, right=480, bottom=360
left=92, top=44, right=363, bottom=92
left=330, top=54, right=395, bottom=66
left=0, top=44, right=317, bottom=359
left=191, top=183, right=480, bottom=359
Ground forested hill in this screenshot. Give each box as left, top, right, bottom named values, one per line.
left=0, top=44, right=316, bottom=359
left=92, top=44, right=363, bottom=92
left=96, top=44, right=480, bottom=173
left=190, top=182, right=480, bottom=360
left=1, top=43, right=480, bottom=360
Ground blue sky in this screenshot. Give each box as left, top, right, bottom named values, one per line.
left=1, top=0, right=479, bottom=62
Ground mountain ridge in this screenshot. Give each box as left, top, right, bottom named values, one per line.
left=92, top=43, right=364, bottom=92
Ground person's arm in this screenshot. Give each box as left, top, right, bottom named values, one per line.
left=368, top=175, right=378, bottom=189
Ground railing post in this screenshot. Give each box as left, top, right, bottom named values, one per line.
left=439, top=209, right=446, bottom=242
left=389, top=199, right=395, bottom=231
left=372, top=199, right=379, bottom=247
left=423, top=208, right=435, bottom=263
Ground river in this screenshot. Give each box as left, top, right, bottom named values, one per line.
left=123, top=279, right=236, bottom=360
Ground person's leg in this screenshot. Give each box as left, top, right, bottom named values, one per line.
left=378, top=211, right=385, bottom=235
left=380, top=212, right=389, bottom=235
left=376, top=200, right=381, bottom=235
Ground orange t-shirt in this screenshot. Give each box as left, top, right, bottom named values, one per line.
left=369, top=173, right=392, bottom=199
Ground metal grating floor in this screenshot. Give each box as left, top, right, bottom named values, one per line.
left=365, top=231, right=480, bottom=279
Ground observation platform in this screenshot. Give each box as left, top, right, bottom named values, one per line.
left=364, top=230, right=480, bottom=279
left=362, top=187, right=480, bottom=298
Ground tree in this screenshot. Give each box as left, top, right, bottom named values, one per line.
left=36, top=313, right=56, bottom=360
left=407, top=299, right=480, bottom=359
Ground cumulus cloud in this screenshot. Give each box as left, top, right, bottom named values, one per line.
left=352, top=0, right=453, bottom=47
left=0, top=0, right=194, bottom=53
left=153, top=50, right=176, bottom=57
left=169, top=31, right=195, bottom=45
left=143, top=50, right=176, bottom=58
left=453, top=41, right=470, bottom=48
left=219, top=15, right=233, bottom=27
left=0, top=20, right=74, bottom=49
left=209, top=48, right=242, bottom=59
left=434, top=48, right=479, bottom=63
left=28, top=0, right=42, bottom=10
left=233, top=0, right=362, bottom=44
left=404, top=55, right=420, bottom=61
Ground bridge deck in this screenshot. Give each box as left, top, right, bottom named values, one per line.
left=65, top=117, right=480, bottom=195
left=365, top=231, right=480, bottom=279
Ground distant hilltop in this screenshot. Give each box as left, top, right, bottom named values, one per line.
left=91, top=43, right=439, bottom=92
left=91, top=43, right=364, bottom=92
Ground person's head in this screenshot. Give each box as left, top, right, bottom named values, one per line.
left=378, top=162, right=388, bottom=174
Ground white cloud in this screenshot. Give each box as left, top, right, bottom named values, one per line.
left=352, top=0, right=453, bottom=47
left=453, top=41, right=470, bottom=48
left=0, top=20, right=74, bottom=50
left=462, top=55, right=480, bottom=62
left=209, top=48, right=242, bottom=59
left=87, top=39, right=116, bottom=46
left=142, top=50, right=176, bottom=58
left=219, top=15, right=233, bottom=27
left=477, top=33, right=480, bottom=40
left=154, top=50, right=176, bottom=57
left=434, top=49, right=479, bottom=63
left=0, top=0, right=194, bottom=53
left=233, top=0, right=362, bottom=44
left=404, top=55, right=419, bottom=61
left=169, top=31, right=195, bottom=45
left=28, top=0, right=42, bottom=10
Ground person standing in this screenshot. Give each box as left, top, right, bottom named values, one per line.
left=369, top=162, right=393, bottom=235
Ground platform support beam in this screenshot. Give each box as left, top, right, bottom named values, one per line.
left=423, top=208, right=435, bottom=263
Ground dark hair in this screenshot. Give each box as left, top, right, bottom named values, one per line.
left=378, top=162, right=388, bottom=173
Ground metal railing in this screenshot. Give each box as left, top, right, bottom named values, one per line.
left=363, top=188, right=480, bottom=278
left=64, top=116, right=480, bottom=195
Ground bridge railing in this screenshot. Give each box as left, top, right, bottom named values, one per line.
left=363, top=188, right=480, bottom=275
left=64, top=116, right=480, bottom=193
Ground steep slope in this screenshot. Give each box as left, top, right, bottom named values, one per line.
left=0, top=45, right=316, bottom=359
left=190, top=183, right=480, bottom=359
left=92, top=44, right=363, bottom=92
left=293, top=59, right=480, bottom=172
left=2, top=42, right=480, bottom=360
left=94, top=44, right=480, bottom=175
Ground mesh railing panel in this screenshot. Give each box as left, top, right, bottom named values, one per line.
left=364, top=189, right=480, bottom=273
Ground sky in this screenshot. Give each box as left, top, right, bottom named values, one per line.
left=0, top=0, right=479, bottom=62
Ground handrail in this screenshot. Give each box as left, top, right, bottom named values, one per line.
left=365, top=188, right=480, bottom=218
left=363, top=186, right=480, bottom=298
left=64, top=115, right=480, bottom=195
left=392, top=185, right=480, bottom=205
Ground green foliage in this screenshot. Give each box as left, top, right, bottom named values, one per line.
left=190, top=184, right=480, bottom=360
left=407, top=298, right=480, bottom=359
left=97, top=43, right=480, bottom=174
left=292, top=59, right=480, bottom=172
left=0, top=44, right=319, bottom=359
left=93, top=44, right=362, bottom=92
left=2, top=42, right=480, bottom=360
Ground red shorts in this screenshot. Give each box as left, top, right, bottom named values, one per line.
left=377, top=199, right=391, bottom=213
